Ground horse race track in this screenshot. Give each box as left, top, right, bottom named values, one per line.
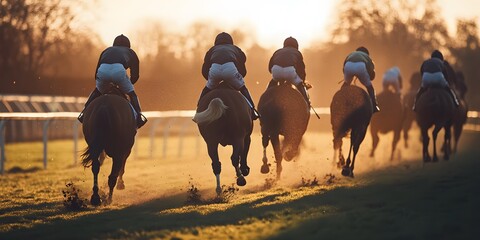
left=1, top=129, right=479, bottom=239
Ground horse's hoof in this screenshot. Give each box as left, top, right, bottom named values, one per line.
left=90, top=194, right=101, bottom=206
left=433, top=156, right=439, bottom=162
left=116, top=182, right=125, bottom=190
left=341, top=167, right=351, bottom=177
left=105, top=196, right=112, bottom=205
left=260, top=164, right=270, bottom=174
left=216, top=186, right=222, bottom=195
left=236, top=176, right=247, bottom=186
left=240, top=166, right=250, bottom=176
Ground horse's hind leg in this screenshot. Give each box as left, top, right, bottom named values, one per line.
left=106, top=156, right=125, bottom=204
left=370, top=130, right=379, bottom=157
left=432, top=125, right=442, bottom=162
left=240, top=135, right=251, bottom=176
left=443, top=125, right=452, bottom=160
left=261, top=134, right=270, bottom=174
left=391, top=130, right=401, bottom=161
left=270, top=134, right=283, bottom=180
left=207, top=143, right=222, bottom=194
left=90, top=159, right=101, bottom=206
left=231, top=140, right=246, bottom=187
left=116, top=158, right=127, bottom=190
left=421, top=128, right=431, bottom=163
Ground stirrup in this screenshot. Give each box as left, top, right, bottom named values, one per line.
left=77, top=112, right=84, bottom=123
left=252, top=108, right=261, bottom=120
left=137, top=113, right=148, bottom=128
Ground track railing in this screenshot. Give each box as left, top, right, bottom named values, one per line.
left=0, top=108, right=479, bottom=174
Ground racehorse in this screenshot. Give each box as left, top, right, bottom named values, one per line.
left=415, top=88, right=454, bottom=162
left=81, top=89, right=137, bottom=206
left=193, top=83, right=253, bottom=194
left=369, top=89, right=405, bottom=160
left=330, top=84, right=373, bottom=177
left=258, top=82, right=310, bottom=180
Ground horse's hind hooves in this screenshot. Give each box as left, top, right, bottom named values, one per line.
left=260, top=164, right=270, bottom=174
left=90, top=194, right=101, bottom=206
left=236, top=176, right=247, bottom=186
left=341, top=168, right=354, bottom=178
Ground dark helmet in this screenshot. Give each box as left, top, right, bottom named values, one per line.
left=214, top=32, right=233, bottom=45
left=283, top=37, right=299, bottom=49
left=113, top=34, right=131, bottom=48
left=356, top=46, right=369, bottom=55
left=431, top=50, right=444, bottom=61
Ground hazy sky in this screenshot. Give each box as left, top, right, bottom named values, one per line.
left=75, top=0, right=479, bottom=48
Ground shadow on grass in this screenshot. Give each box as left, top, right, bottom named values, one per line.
left=3, top=133, right=480, bottom=239
left=7, top=166, right=43, bottom=174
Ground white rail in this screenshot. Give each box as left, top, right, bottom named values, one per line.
left=0, top=109, right=478, bottom=174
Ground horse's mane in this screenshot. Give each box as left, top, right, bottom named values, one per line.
left=193, top=98, right=228, bottom=125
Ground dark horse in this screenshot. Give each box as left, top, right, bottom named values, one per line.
left=330, top=85, right=373, bottom=177
left=81, top=90, right=136, bottom=205
left=193, top=83, right=253, bottom=194
left=258, top=82, right=310, bottom=180
left=369, top=89, right=405, bottom=160
left=415, top=88, right=454, bottom=162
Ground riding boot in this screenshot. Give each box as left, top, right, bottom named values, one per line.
left=78, top=88, right=101, bottom=123
left=239, top=86, right=260, bottom=120
left=445, top=86, right=460, bottom=107
left=295, top=82, right=311, bottom=107
left=412, top=87, right=426, bottom=112
left=266, top=79, right=278, bottom=89
left=127, top=91, right=147, bottom=128
left=366, top=85, right=380, bottom=113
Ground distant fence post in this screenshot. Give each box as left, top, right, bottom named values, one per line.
left=149, top=118, right=161, bottom=159
left=73, top=120, right=79, bottom=165
left=0, top=120, right=6, bottom=174
left=42, top=119, right=51, bottom=170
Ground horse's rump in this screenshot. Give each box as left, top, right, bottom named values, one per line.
left=196, top=87, right=252, bottom=146
left=258, top=83, right=309, bottom=136
left=330, top=85, right=373, bottom=141
left=416, top=88, right=455, bottom=128
left=81, top=94, right=136, bottom=166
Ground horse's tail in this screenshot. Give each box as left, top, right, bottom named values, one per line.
left=81, top=106, right=109, bottom=167
left=193, top=98, right=228, bottom=125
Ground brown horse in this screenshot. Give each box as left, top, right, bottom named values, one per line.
left=369, top=89, right=405, bottom=160
left=258, top=82, right=310, bottom=180
left=402, top=72, right=422, bottom=148
left=330, top=85, right=373, bottom=177
left=81, top=93, right=136, bottom=205
left=415, top=88, right=454, bottom=162
left=193, top=83, right=253, bottom=194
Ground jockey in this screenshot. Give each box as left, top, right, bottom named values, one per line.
left=267, top=37, right=311, bottom=107
left=78, top=34, right=147, bottom=128
left=382, top=66, right=403, bottom=94
left=412, top=50, right=460, bottom=111
left=198, top=32, right=259, bottom=120
left=343, top=46, right=380, bottom=113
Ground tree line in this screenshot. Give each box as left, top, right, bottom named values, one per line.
left=1, top=0, right=478, bottom=111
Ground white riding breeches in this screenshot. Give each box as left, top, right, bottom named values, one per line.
left=271, top=65, right=303, bottom=86
left=96, top=63, right=134, bottom=93
left=343, top=61, right=372, bottom=87
left=421, top=72, right=448, bottom=88
left=206, top=62, right=245, bottom=90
